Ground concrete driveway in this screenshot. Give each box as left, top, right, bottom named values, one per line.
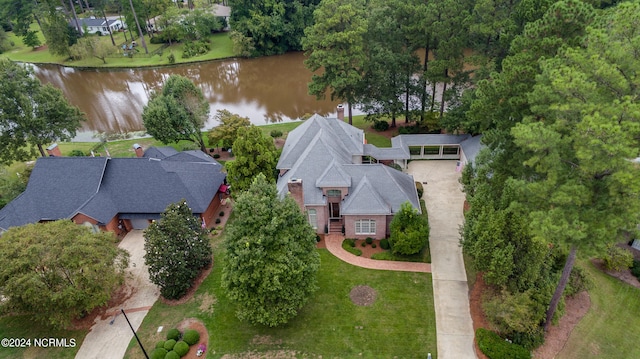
left=406, top=160, right=476, bottom=359
left=75, top=230, right=160, bottom=359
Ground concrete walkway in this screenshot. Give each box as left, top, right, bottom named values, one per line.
left=324, top=234, right=431, bottom=273
left=75, top=230, right=160, bottom=359
left=407, top=160, right=476, bottom=359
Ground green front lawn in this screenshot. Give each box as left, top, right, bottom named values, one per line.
left=125, top=247, right=436, bottom=358
left=558, top=261, right=640, bottom=359
left=0, top=316, right=87, bottom=359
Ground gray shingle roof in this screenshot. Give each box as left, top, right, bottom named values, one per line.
left=276, top=115, right=420, bottom=214
left=0, top=148, right=225, bottom=230
left=460, top=135, right=483, bottom=164
left=70, top=18, right=119, bottom=28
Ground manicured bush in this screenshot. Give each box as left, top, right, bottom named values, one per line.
left=69, top=149, right=85, bottom=157
left=316, top=234, right=321, bottom=242
left=476, top=328, right=531, bottom=359
left=163, top=339, right=177, bottom=351
left=372, top=243, right=377, bottom=248
left=372, top=120, right=389, bottom=132
left=165, top=351, right=180, bottom=359
left=215, top=218, right=221, bottom=224
left=166, top=328, right=181, bottom=341
left=173, top=341, right=189, bottom=357
left=341, top=239, right=362, bottom=256
left=167, top=52, right=176, bottom=64
left=365, top=237, right=373, bottom=245
left=380, top=239, right=390, bottom=250
left=213, top=153, right=221, bottom=158
left=631, top=259, right=640, bottom=280
left=361, top=241, right=366, bottom=247
left=155, top=340, right=166, bottom=349
left=219, top=211, right=225, bottom=217
left=415, top=182, right=424, bottom=198
left=346, top=239, right=356, bottom=247
left=183, top=329, right=200, bottom=346
left=150, top=348, right=168, bottom=359
left=270, top=130, right=283, bottom=138
left=603, top=243, right=633, bottom=271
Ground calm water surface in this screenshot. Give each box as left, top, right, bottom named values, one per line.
left=32, top=52, right=345, bottom=139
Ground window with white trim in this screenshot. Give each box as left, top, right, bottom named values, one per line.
left=355, top=219, right=376, bottom=235
left=308, top=209, right=318, bottom=229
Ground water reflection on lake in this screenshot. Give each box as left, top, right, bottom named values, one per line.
left=31, top=52, right=345, bottom=139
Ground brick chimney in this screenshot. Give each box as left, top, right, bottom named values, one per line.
left=287, top=178, right=304, bottom=211
left=337, top=104, right=345, bottom=121
left=133, top=143, right=144, bottom=158
left=46, top=143, right=62, bottom=157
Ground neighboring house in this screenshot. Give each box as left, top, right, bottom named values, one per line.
left=70, top=17, right=123, bottom=36
left=276, top=115, right=422, bottom=239
left=0, top=146, right=227, bottom=235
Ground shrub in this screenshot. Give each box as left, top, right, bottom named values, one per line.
left=476, top=328, right=531, bottom=359
left=215, top=218, right=221, bottom=224
left=361, top=241, right=366, bottom=247
left=372, top=120, right=390, bottom=132
left=346, top=239, right=356, bottom=247
left=603, top=243, right=633, bottom=271
left=415, top=182, right=424, bottom=198
left=316, top=234, right=321, bottom=242
left=372, top=243, right=377, bottom=248
left=389, top=202, right=430, bottom=255
left=173, top=341, right=189, bottom=356
left=155, top=340, right=165, bottom=349
left=166, top=328, right=181, bottom=341
left=270, top=130, right=283, bottom=138
left=183, top=329, right=200, bottom=346
left=168, top=52, right=176, bottom=64
left=380, top=239, right=390, bottom=250
left=213, top=153, right=221, bottom=159
left=150, top=36, right=165, bottom=44
left=69, top=149, right=85, bottom=157
left=342, top=239, right=362, bottom=256
left=365, top=237, right=373, bottom=245
left=565, top=266, right=591, bottom=297
left=165, top=351, right=180, bottom=359
left=163, top=339, right=177, bottom=351
left=632, top=259, right=640, bottom=280
left=150, top=348, right=168, bottom=359
left=219, top=211, right=225, bottom=217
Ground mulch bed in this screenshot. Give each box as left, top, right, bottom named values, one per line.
left=176, top=318, right=209, bottom=359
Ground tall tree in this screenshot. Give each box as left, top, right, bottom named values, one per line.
left=144, top=199, right=212, bottom=300
left=225, top=125, right=278, bottom=193
left=128, top=0, right=149, bottom=53
left=142, top=75, right=209, bottom=153
left=0, top=59, right=85, bottom=165
left=511, top=1, right=640, bottom=330
left=0, top=220, right=129, bottom=329
left=222, top=173, right=320, bottom=327
left=303, top=0, right=368, bottom=125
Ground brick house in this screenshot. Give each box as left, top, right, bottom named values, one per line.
left=276, top=114, right=421, bottom=239
left=0, top=146, right=227, bottom=235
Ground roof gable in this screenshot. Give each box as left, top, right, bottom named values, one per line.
left=342, top=175, right=390, bottom=215
left=316, top=160, right=351, bottom=188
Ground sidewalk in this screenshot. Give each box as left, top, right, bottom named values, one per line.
left=75, top=230, right=160, bottom=359
left=407, top=160, right=476, bottom=359
left=324, top=234, right=431, bottom=273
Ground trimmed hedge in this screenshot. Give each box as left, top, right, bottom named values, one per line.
left=163, top=339, right=177, bottom=351
left=183, top=329, right=200, bottom=346
left=166, top=328, right=181, bottom=341
left=632, top=259, right=640, bottom=280
left=476, top=328, right=531, bottom=359
left=150, top=348, right=168, bottom=359
left=165, top=351, right=180, bottom=359
left=173, top=341, right=189, bottom=357
left=380, top=239, right=390, bottom=250
left=365, top=237, right=373, bottom=245
left=415, top=182, right=424, bottom=198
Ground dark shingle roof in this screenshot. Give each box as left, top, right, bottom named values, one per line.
left=0, top=148, right=225, bottom=231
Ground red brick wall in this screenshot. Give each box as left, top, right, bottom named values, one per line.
left=344, top=214, right=388, bottom=239
left=201, top=194, right=222, bottom=229
left=72, top=213, right=98, bottom=225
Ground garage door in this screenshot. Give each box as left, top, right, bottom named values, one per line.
left=130, top=218, right=151, bottom=229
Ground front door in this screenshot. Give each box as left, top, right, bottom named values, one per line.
left=330, top=202, right=340, bottom=219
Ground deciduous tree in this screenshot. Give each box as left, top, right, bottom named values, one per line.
left=0, top=59, right=85, bottom=165
left=142, top=75, right=209, bottom=153
left=222, top=173, right=320, bottom=326
left=0, top=220, right=129, bottom=329
left=225, top=125, right=278, bottom=193
left=144, top=199, right=212, bottom=300
left=207, top=109, right=251, bottom=149
left=389, top=202, right=429, bottom=255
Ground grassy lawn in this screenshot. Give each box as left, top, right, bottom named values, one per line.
left=0, top=316, right=87, bottom=359
left=1, top=25, right=234, bottom=68
left=558, top=261, right=640, bottom=359
left=125, top=245, right=436, bottom=358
